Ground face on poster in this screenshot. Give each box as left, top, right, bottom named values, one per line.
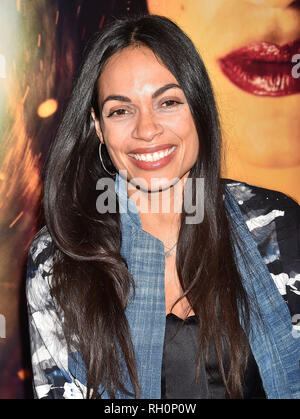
left=148, top=0, right=300, bottom=201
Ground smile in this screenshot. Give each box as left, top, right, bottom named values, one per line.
left=127, top=145, right=177, bottom=171
left=128, top=146, right=176, bottom=162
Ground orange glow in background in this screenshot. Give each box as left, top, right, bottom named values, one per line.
left=37, top=99, right=58, bottom=118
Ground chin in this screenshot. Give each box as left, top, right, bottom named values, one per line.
left=157, top=173, right=185, bottom=187
left=135, top=177, right=179, bottom=193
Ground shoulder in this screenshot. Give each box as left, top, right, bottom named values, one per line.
left=222, top=178, right=300, bottom=227
left=26, top=226, right=56, bottom=313
left=222, top=177, right=300, bottom=260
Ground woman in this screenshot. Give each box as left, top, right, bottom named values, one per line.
left=26, top=15, right=300, bottom=399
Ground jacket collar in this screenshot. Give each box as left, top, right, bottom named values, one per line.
left=115, top=170, right=142, bottom=229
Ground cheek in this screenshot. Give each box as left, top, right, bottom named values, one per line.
left=178, top=115, right=199, bottom=152
left=102, top=123, right=129, bottom=154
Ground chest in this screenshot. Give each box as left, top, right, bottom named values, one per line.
left=164, top=253, right=195, bottom=318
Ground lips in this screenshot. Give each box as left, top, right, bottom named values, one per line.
left=218, top=38, right=300, bottom=96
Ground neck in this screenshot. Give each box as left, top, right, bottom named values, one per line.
left=126, top=177, right=186, bottom=245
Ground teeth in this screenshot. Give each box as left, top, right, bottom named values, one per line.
left=129, top=146, right=176, bottom=162
left=146, top=153, right=153, bottom=162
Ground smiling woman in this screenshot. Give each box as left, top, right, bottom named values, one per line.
left=26, top=15, right=300, bottom=399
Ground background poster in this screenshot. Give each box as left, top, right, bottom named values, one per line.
left=0, top=0, right=299, bottom=398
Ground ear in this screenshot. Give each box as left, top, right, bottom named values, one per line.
left=91, top=108, right=104, bottom=143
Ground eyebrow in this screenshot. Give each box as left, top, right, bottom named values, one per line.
left=101, top=83, right=181, bottom=110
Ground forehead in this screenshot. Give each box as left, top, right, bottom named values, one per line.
left=97, top=45, right=178, bottom=99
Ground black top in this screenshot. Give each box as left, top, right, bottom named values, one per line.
left=161, top=313, right=266, bottom=399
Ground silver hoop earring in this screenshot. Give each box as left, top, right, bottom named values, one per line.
left=99, top=142, right=117, bottom=176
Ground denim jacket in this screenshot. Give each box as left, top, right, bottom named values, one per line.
left=26, top=173, right=300, bottom=399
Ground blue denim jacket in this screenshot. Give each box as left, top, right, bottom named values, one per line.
left=27, top=173, right=300, bottom=399
left=107, top=173, right=300, bottom=399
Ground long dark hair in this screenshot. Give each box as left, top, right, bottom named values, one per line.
left=44, top=15, right=251, bottom=399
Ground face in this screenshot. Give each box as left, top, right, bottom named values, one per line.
left=148, top=0, right=300, bottom=170
left=93, top=45, right=199, bottom=192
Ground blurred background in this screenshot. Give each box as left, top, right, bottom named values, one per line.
left=0, top=0, right=299, bottom=398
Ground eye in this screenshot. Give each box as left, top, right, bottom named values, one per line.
left=161, top=99, right=183, bottom=108
left=107, top=108, right=129, bottom=118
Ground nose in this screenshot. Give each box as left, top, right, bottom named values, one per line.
left=132, top=109, right=163, bottom=141
left=246, top=0, right=299, bottom=8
